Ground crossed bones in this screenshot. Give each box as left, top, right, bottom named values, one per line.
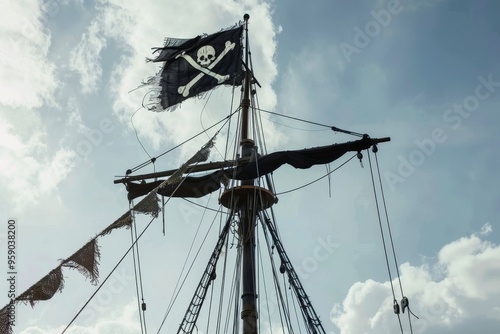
left=178, top=41, right=235, bottom=97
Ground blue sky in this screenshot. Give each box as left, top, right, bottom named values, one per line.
left=1, top=0, right=500, bottom=333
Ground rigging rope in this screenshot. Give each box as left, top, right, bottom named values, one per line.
left=198, top=89, right=231, bottom=161
left=61, top=212, right=158, bottom=334
left=255, top=107, right=364, bottom=137
left=223, top=85, right=240, bottom=161
left=326, top=164, right=332, bottom=197
left=281, top=274, right=293, bottom=332
left=62, top=165, right=196, bottom=333
left=260, top=115, right=330, bottom=132
left=247, top=55, right=268, bottom=156
left=133, top=207, right=149, bottom=334
left=162, top=195, right=166, bottom=235
left=374, top=150, right=404, bottom=297
left=275, top=154, right=356, bottom=196
left=258, top=237, right=273, bottom=334
left=174, top=209, right=233, bottom=334
left=372, top=149, right=419, bottom=331
left=256, top=205, right=262, bottom=332
left=367, top=149, right=405, bottom=334
left=215, top=214, right=231, bottom=333
left=129, top=208, right=147, bottom=334
left=156, top=199, right=220, bottom=333
left=125, top=109, right=238, bottom=175
left=131, top=107, right=153, bottom=160
left=180, top=197, right=230, bottom=213
left=229, top=247, right=242, bottom=333
left=205, top=282, right=214, bottom=332
left=253, top=88, right=268, bottom=155
left=290, top=282, right=303, bottom=334
left=260, top=216, right=289, bottom=332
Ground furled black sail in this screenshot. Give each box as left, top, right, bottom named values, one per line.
left=126, top=135, right=380, bottom=200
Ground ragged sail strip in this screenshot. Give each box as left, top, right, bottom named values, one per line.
left=0, top=210, right=140, bottom=320
left=0, top=209, right=137, bottom=317
left=61, top=239, right=101, bottom=285
left=0, top=136, right=220, bottom=323
left=98, top=211, right=133, bottom=237
left=0, top=304, right=13, bottom=334
left=132, top=190, right=161, bottom=217
left=128, top=135, right=218, bottom=203
left=145, top=25, right=244, bottom=111
left=15, top=268, right=65, bottom=307
left=161, top=136, right=216, bottom=186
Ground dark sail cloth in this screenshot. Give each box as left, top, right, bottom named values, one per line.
left=127, top=136, right=373, bottom=200
left=127, top=173, right=223, bottom=200
left=149, top=26, right=244, bottom=110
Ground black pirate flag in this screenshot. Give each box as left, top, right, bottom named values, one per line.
left=148, top=26, right=244, bottom=111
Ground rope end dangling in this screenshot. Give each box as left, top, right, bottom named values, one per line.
left=401, top=296, right=420, bottom=319
left=357, top=151, right=364, bottom=168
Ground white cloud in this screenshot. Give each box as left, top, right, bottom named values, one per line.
left=38, top=147, right=77, bottom=193
left=331, top=227, right=500, bottom=333
left=66, top=97, right=89, bottom=134
left=0, top=0, right=57, bottom=108
left=480, top=222, right=492, bottom=236
left=0, top=117, right=77, bottom=210
left=69, top=20, right=107, bottom=94
left=20, top=300, right=141, bottom=334
left=68, top=0, right=137, bottom=95
left=84, top=0, right=282, bottom=155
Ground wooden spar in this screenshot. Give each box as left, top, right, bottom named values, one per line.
left=113, top=160, right=239, bottom=184
left=113, top=137, right=391, bottom=185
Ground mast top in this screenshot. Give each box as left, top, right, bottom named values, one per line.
left=240, top=12, right=251, bottom=144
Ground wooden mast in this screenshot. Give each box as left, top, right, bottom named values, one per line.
left=238, top=13, right=259, bottom=334
left=219, top=13, right=275, bottom=334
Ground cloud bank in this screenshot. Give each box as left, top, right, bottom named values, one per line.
left=331, top=223, right=500, bottom=333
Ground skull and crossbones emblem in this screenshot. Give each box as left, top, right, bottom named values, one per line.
left=178, top=41, right=235, bottom=97
left=197, top=46, right=216, bottom=67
